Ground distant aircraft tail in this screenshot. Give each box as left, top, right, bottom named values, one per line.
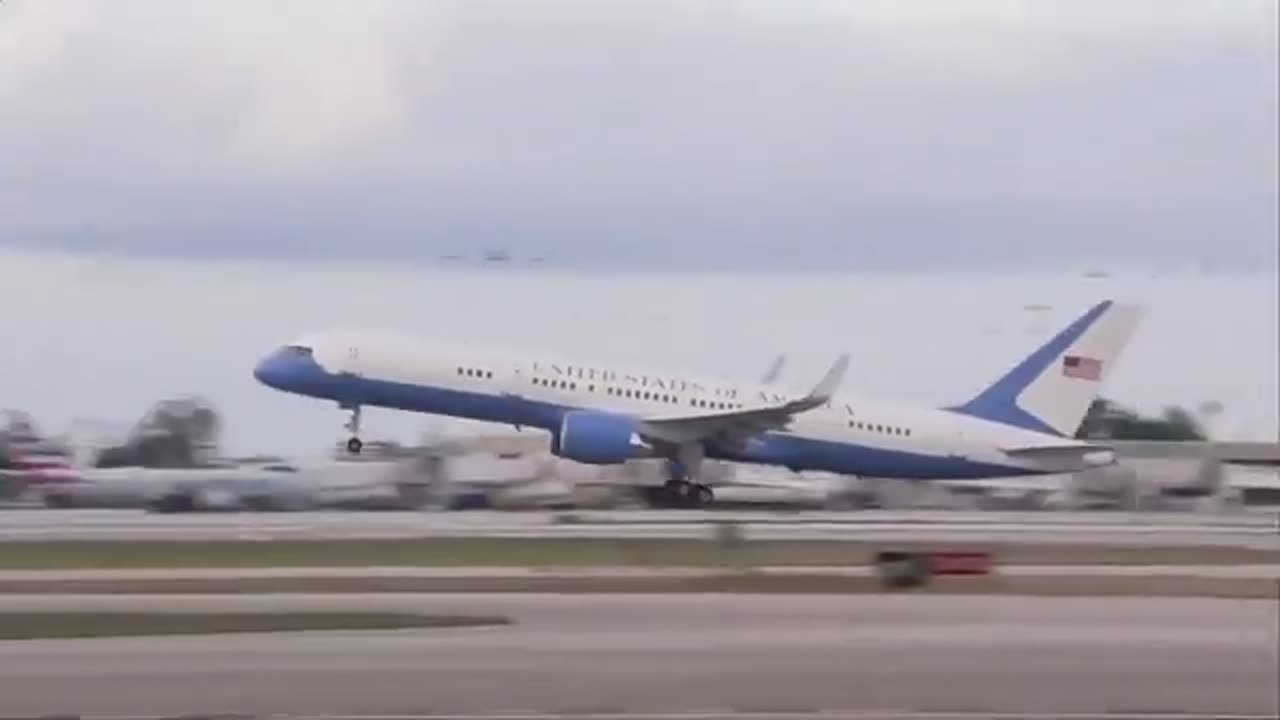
left=948, top=300, right=1145, bottom=437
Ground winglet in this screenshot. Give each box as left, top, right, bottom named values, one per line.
left=761, top=354, right=786, bottom=384
left=806, top=353, right=850, bottom=404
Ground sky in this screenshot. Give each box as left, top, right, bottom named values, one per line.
left=1, top=0, right=1277, bottom=270
left=1, top=249, right=1276, bottom=457
left=0, top=2, right=1276, bottom=457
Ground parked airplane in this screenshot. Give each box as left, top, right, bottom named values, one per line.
left=255, top=300, right=1142, bottom=506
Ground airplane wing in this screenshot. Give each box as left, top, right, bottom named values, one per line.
left=760, top=354, right=786, bottom=384
left=637, top=354, right=850, bottom=446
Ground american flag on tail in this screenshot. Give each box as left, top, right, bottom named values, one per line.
left=1062, top=354, right=1102, bottom=380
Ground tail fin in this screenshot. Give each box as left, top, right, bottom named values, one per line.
left=948, top=300, right=1144, bottom=437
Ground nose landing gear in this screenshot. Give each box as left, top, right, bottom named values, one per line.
left=344, top=406, right=363, bottom=455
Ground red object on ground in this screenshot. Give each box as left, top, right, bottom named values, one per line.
left=928, top=551, right=994, bottom=575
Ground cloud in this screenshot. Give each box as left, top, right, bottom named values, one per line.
left=0, top=0, right=1275, bottom=269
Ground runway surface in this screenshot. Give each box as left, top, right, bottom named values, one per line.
left=1, top=594, right=1275, bottom=716
left=0, top=508, right=1276, bottom=548
left=1, top=563, right=1277, bottom=580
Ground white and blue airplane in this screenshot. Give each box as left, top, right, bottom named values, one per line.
left=254, top=300, right=1143, bottom=506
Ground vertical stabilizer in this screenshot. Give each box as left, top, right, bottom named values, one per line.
left=949, top=301, right=1144, bottom=437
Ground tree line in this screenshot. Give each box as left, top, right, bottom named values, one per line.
left=1075, top=398, right=1208, bottom=441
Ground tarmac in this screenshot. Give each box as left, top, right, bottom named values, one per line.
left=1, top=564, right=1277, bottom=580
left=0, top=593, right=1275, bottom=717
left=0, top=508, right=1276, bottom=548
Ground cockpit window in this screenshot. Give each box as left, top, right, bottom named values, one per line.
left=283, top=345, right=313, bottom=357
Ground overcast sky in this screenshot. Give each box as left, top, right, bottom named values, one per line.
left=3, top=249, right=1276, bottom=454
left=1, top=0, right=1277, bottom=270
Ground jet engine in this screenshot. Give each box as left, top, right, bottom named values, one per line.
left=552, top=410, right=652, bottom=465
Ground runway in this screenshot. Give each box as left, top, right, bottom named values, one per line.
left=1, top=594, right=1275, bottom=716
left=1, top=563, right=1277, bottom=580
left=0, top=508, right=1276, bottom=548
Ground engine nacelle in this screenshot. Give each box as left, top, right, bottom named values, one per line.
left=552, top=410, right=650, bottom=465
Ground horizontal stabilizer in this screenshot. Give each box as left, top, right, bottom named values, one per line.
left=1001, top=442, right=1116, bottom=468
left=1000, top=442, right=1111, bottom=455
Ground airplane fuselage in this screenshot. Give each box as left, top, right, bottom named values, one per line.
left=254, top=331, right=1115, bottom=480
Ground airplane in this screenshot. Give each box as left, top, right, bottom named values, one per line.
left=254, top=300, right=1143, bottom=506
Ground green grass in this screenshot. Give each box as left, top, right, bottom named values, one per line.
left=0, top=612, right=511, bottom=640
left=0, top=538, right=1272, bottom=569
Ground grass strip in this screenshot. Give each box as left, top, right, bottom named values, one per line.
left=2, top=574, right=1275, bottom=599
left=0, top=538, right=1272, bottom=569
left=0, top=611, right=511, bottom=640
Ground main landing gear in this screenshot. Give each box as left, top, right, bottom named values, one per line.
left=652, top=443, right=713, bottom=508
left=344, top=405, right=363, bottom=455
left=659, top=476, right=713, bottom=508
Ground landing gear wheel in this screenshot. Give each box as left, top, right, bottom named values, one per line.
left=346, top=436, right=364, bottom=455
left=695, top=484, right=714, bottom=506
left=659, top=479, right=689, bottom=508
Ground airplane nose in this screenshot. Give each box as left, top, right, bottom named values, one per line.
left=253, top=351, right=288, bottom=389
